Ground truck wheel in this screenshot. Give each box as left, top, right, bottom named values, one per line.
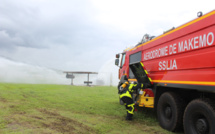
left=183, top=99, right=215, bottom=134
left=157, top=92, right=184, bottom=132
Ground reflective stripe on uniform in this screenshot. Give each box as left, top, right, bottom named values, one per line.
left=127, top=103, right=135, bottom=114
left=120, top=91, right=132, bottom=98
left=128, top=84, right=137, bottom=92
left=128, top=84, right=134, bottom=90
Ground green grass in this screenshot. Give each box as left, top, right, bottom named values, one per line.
left=0, top=83, right=177, bottom=134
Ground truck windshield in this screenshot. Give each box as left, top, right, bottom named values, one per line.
left=120, top=53, right=126, bottom=67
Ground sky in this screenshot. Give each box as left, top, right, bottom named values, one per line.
left=0, top=0, right=214, bottom=73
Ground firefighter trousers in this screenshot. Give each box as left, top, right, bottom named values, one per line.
left=121, top=96, right=135, bottom=120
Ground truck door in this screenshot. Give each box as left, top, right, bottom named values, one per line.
left=129, top=62, right=153, bottom=87
left=129, top=51, right=141, bottom=79
left=118, top=53, right=127, bottom=79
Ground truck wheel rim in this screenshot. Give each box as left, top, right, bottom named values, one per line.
left=195, top=118, right=208, bottom=134
left=164, top=106, right=172, bottom=120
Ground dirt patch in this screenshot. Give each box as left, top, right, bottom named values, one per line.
left=22, top=94, right=28, bottom=98
left=6, top=109, right=95, bottom=134
left=38, top=108, right=94, bottom=134
left=0, top=96, right=7, bottom=102
left=39, top=108, right=60, bottom=116
left=31, top=115, right=43, bottom=120
left=9, top=105, right=16, bottom=108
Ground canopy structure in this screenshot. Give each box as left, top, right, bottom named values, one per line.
left=63, top=71, right=98, bottom=86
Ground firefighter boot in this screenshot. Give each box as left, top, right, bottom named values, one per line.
left=126, top=113, right=133, bottom=121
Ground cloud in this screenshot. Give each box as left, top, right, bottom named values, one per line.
left=0, top=0, right=97, bottom=48
left=0, top=0, right=214, bottom=74
left=0, top=30, right=24, bottom=50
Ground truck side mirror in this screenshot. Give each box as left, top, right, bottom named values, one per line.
left=116, top=54, right=120, bottom=58
left=115, top=59, right=119, bottom=66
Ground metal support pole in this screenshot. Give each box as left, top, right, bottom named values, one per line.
left=87, top=73, right=90, bottom=86
left=71, top=73, right=74, bottom=85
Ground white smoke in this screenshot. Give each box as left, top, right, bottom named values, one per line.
left=0, top=56, right=119, bottom=86
left=96, top=58, right=119, bottom=86
left=0, top=57, right=69, bottom=84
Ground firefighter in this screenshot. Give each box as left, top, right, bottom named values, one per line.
left=118, top=75, right=143, bottom=120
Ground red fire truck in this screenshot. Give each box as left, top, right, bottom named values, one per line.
left=115, top=10, right=215, bottom=133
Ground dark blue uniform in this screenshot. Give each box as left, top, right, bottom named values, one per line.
left=119, top=81, right=141, bottom=120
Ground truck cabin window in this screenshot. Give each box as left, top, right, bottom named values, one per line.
left=120, top=54, right=126, bottom=68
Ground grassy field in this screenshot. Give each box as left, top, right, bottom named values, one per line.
left=0, top=83, right=177, bottom=134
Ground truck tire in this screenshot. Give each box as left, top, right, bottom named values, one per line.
left=157, top=92, right=184, bottom=132
left=183, top=99, right=215, bottom=134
